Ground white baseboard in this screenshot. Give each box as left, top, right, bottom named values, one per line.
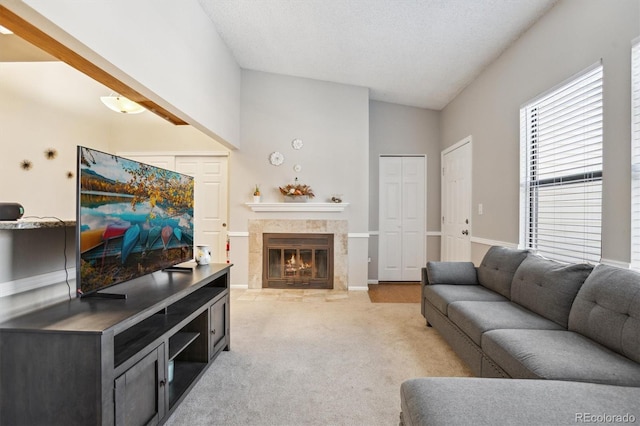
left=348, top=233, right=370, bottom=238
left=367, top=279, right=379, bottom=285
left=230, top=284, right=249, bottom=289
left=348, top=286, right=369, bottom=291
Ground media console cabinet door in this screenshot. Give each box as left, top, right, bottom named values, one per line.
left=115, top=344, right=166, bottom=426
left=210, top=294, right=229, bottom=356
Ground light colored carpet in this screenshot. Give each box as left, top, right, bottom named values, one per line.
left=165, top=289, right=472, bottom=426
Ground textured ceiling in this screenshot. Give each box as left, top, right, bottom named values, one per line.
left=199, top=0, right=557, bottom=110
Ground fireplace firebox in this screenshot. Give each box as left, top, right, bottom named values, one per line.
left=262, top=233, right=334, bottom=289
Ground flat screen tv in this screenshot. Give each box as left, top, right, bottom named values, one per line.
left=76, top=146, right=194, bottom=297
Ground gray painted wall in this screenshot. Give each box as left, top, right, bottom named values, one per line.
left=230, top=70, right=369, bottom=232
left=368, top=101, right=441, bottom=280
left=441, top=0, right=640, bottom=264
left=227, top=70, right=370, bottom=287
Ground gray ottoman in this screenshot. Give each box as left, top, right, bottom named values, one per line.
left=400, top=377, right=640, bottom=426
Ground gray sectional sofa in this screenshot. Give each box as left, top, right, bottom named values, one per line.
left=400, top=246, right=640, bottom=425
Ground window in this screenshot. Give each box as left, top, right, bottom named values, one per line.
left=631, top=40, right=640, bottom=268
left=520, top=63, right=603, bottom=264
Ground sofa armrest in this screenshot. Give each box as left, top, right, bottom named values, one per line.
left=425, top=261, right=478, bottom=285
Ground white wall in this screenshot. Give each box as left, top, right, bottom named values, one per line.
left=441, top=0, right=640, bottom=264
left=3, top=0, right=242, bottom=149
left=109, top=119, right=228, bottom=153
left=0, top=62, right=111, bottom=219
left=228, top=70, right=370, bottom=287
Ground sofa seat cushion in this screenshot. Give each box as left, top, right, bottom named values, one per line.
left=400, top=377, right=640, bottom=426
left=477, top=246, right=529, bottom=298
left=424, top=285, right=507, bottom=315
left=482, top=329, right=640, bottom=386
left=448, top=301, right=563, bottom=345
left=511, top=255, right=593, bottom=328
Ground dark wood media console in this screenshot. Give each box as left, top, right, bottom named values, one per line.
left=0, top=263, right=232, bottom=426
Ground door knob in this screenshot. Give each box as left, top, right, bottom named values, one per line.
left=462, top=230, right=469, bottom=235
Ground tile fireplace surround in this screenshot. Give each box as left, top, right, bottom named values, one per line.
left=248, top=219, right=348, bottom=290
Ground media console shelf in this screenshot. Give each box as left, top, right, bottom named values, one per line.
left=0, top=263, right=232, bottom=426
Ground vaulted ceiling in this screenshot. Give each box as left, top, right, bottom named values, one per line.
left=1, top=1, right=559, bottom=116
left=199, top=0, right=558, bottom=110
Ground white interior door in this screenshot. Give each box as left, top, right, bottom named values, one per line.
left=379, top=157, right=403, bottom=281
left=441, top=138, right=472, bottom=261
left=379, top=156, right=426, bottom=281
left=175, top=156, right=228, bottom=264
left=119, top=153, right=229, bottom=264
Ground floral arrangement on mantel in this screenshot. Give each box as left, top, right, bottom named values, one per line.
left=278, top=178, right=315, bottom=200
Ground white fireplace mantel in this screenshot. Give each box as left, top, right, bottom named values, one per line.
left=245, top=202, right=349, bottom=213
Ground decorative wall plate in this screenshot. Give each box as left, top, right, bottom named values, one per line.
left=269, top=151, right=284, bottom=166
left=291, top=138, right=304, bottom=150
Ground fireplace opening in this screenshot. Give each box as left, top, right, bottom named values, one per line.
left=263, top=233, right=334, bottom=289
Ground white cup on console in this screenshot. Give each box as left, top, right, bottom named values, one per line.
left=195, top=244, right=211, bottom=265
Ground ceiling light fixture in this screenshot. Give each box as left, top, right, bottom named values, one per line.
left=100, top=94, right=145, bottom=114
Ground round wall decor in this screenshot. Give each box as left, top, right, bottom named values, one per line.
left=291, top=138, right=304, bottom=150
left=269, top=151, right=284, bottom=166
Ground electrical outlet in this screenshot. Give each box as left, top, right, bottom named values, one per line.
left=478, top=203, right=484, bottom=215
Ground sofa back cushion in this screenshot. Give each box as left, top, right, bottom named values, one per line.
left=477, top=246, right=530, bottom=298
left=511, top=255, right=593, bottom=328
left=568, top=264, right=640, bottom=364
left=426, top=261, right=477, bottom=285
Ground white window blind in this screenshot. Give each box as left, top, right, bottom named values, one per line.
left=520, top=63, right=603, bottom=264
left=631, top=40, right=640, bottom=268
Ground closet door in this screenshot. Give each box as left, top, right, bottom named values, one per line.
left=379, top=156, right=426, bottom=281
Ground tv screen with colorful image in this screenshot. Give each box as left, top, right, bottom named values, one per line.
left=76, top=146, right=194, bottom=297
